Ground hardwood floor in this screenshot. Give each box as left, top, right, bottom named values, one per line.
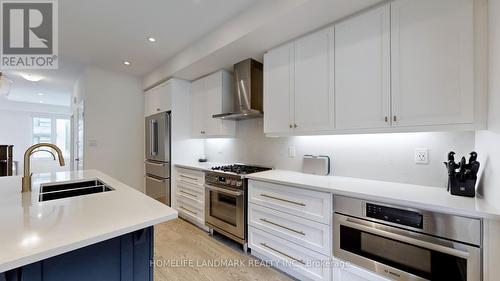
left=154, top=218, right=294, bottom=281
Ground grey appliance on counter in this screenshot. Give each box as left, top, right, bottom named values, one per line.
left=205, top=164, right=271, bottom=251
left=145, top=112, right=171, bottom=205
left=334, top=196, right=481, bottom=281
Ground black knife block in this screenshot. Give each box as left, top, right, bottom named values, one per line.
left=448, top=175, right=476, bottom=197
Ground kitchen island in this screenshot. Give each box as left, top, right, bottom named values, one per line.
left=0, top=170, right=177, bottom=281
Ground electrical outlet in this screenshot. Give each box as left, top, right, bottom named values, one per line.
left=288, top=146, right=296, bottom=158
left=415, top=148, right=429, bottom=164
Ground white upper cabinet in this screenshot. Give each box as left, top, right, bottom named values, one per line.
left=264, top=26, right=334, bottom=135
left=294, top=27, right=335, bottom=132
left=335, top=5, right=391, bottom=129
left=264, top=0, right=483, bottom=136
left=144, top=81, right=172, bottom=117
left=191, top=70, right=236, bottom=138
left=391, top=0, right=474, bottom=127
left=263, top=42, right=294, bottom=134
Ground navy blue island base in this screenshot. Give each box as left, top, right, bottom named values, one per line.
left=0, top=226, right=154, bottom=281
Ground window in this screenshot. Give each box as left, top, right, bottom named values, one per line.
left=32, top=116, right=71, bottom=158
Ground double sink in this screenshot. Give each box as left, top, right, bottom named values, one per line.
left=39, top=179, right=114, bottom=202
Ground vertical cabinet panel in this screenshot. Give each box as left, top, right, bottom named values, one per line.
left=294, top=27, right=335, bottom=132
left=264, top=42, right=294, bottom=134
left=204, top=72, right=224, bottom=136
left=190, top=79, right=205, bottom=137
left=335, top=5, right=391, bottom=129
left=190, top=71, right=235, bottom=138
left=391, top=0, right=474, bottom=127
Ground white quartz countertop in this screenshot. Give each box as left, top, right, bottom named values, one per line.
left=0, top=170, right=178, bottom=273
left=246, top=170, right=500, bottom=220
left=174, top=162, right=227, bottom=171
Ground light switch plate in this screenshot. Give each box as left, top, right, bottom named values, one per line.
left=415, top=148, right=429, bottom=164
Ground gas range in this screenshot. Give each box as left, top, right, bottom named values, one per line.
left=205, top=164, right=271, bottom=251
left=206, top=164, right=271, bottom=189
left=210, top=164, right=271, bottom=176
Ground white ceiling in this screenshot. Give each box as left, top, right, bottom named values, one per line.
left=2, top=61, right=83, bottom=107
left=59, top=0, right=261, bottom=76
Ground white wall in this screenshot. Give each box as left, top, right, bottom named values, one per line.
left=204, top=119, right=475, bottom=187
left=77, top=66, right=144, bottom=191
left=476, top=0, right=500, bottom=209
left=0, top=101, right=71, bottom=174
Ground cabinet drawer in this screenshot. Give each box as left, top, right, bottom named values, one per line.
left=249, top=227, right=331, bottom=281
left=177, top=188, right=204, bottom=209
left=177, top=197, right=204, bottom=222
left=249, top=203, right=331, bottom=256
left=248, top=180, right=332, bottom=224
left=176, top=167, right=204, bottom=186
left=176, top=179, right=204, bottom=192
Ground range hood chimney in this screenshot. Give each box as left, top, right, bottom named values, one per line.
left=213, top=59, right=263, bottom=120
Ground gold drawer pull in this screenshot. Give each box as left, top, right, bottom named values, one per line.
left=259, top=243, right=305, bottom=265
left=179, top=174, right=199, bottom=181
left=179, top=190, right=198, bottom=198
left=260, top=218, right=305, bottom=236
left=260, top=194, right=306, bottom=206
left=179, top=206, right=197, bottom=215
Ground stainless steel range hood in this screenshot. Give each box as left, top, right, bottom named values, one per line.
left=213, top=59, right=263, bottom=120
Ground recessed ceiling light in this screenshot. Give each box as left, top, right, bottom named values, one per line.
left=20, top=73, right=43, bottom=82
left=147, top=37, right=156, bottom=43
left=39, top=101, right=44, bottom=104
left=37, top=93, right=44, bottom=96
left=123, top=61, right=131, bottom=66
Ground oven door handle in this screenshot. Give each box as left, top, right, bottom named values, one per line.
left=205, top=185, right=243, bottom=196
left=342, top=216, right=471, bottom=259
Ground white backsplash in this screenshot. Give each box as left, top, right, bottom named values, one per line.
left=204, top=119, right=475, bottom=187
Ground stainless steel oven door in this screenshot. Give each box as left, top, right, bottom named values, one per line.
left=334, top=213, right=481, bottom=281
left=205, top=184, right=245, bottom=240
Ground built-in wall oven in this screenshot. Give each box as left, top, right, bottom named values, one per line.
left=334, top=196, right=482, bottom=281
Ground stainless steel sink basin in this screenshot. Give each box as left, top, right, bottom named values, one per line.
left=39, top=179, right=114, bottom=202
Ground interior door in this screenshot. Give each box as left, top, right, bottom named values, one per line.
left=75, top=101, right=84, bottom=171
left=263, top=42, right=294, bottom=134
left=293, top=27, right=335, bottom=132
left=391, top=0, right=474, bottom=127
left=335, top=4, right=391, bottom=129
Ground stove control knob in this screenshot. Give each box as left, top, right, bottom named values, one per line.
left=236, top=181, right=242, bottom=187
left=230, top=180, right=236, bottom=186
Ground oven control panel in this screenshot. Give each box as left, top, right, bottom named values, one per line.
left=366, top=203, right=423, bottom=229
left=205, top=173, right=244, bottom=189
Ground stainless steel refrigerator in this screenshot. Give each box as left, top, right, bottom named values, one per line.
left=145, top=112, right=170, bottom=205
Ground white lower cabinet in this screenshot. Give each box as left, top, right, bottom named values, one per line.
left=175, top=167, right=208, bottom=231
left=249, top=227, right=332, bottom=281
left=248, top=179, right=332, bottom=281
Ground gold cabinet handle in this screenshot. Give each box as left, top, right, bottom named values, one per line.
left=294, top=124, right=298, bottom=128
left=179, top=174, right=199, bottom=181
left=179, top=206, right=197, bottom=215
left=260, top=194, right=306, bottom=206
left=289, top=124, right=293, bottom=129
left=384, top=116, right=388, bottom=122
left=260, top=218, right=305, bottom=235
left=179, top=190, right=198, bottom=198
left=260, top=243, right=305, bottom=265
left=393, top=116, right=397, bottom=122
